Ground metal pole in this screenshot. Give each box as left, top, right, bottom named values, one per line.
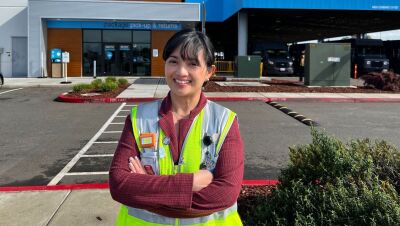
left=201, top=1, right=206, bottom=34
left=93, top=60, right=96, bottom=78
left=65, top=63, right=68, bottom=83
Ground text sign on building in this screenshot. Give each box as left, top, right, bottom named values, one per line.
left=47, top=21, right=182, bottom=31
left=62, top=52, right=70, bottom=63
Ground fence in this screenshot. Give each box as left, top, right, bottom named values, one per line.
left=215, top=61, right=235, bottom=73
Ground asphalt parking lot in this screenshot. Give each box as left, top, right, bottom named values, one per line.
left=1, top=87, right=400, bottom=186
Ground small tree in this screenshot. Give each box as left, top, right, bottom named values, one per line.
left=244, top=129, right=400, bottom=226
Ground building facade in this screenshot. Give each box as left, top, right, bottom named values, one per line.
left=0, top=0, right=200, bottom=78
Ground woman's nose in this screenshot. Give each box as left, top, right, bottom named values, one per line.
left=176, top=63, right=189, bottom=76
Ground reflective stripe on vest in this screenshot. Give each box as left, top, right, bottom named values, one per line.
left=116, top=100, right=242, bottom=226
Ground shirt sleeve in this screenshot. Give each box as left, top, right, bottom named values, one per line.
left=109, top=115, right=194, bottom=210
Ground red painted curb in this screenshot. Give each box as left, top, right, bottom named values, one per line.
left=0, top=183, right=109, bottom=192
left=0, top=180, right=278, bottom=192
left=57, top=93, right=400, bottom=103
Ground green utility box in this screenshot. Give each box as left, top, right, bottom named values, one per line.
left=304, top=43, right=350, bottom=86
left=235, top=55, right=262, bottom=78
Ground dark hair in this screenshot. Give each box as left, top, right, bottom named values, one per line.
left=163, top=29, right=215, bottom=68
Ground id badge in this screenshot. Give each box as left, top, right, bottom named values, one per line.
left=140, top=151, right=159, bottom=175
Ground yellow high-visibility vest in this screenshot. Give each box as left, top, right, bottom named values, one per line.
left=116, top=100, right=242, bottom=226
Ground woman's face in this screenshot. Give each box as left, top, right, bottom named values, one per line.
left=165, top=46, right=215, bottom=100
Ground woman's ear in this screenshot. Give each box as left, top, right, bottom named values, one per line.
left=207, top=65, right=216, bottom=79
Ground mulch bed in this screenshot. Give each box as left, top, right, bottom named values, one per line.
left=64, top=84, right=130, bottom=100
left=238, top=185, right=274, bottom=222
left=203, top=79, right=398, bottom=93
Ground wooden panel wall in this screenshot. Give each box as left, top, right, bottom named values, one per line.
left=47, top=29, right=82, bottom=77
left=151, top=30, right=176, bottom=76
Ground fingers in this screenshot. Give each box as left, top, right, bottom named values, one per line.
left=129, top=156, right=146, bottom=174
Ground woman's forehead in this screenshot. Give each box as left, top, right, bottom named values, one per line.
left=171, top=46, right=205, bottom=61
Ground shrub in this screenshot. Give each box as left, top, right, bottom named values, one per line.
left=72, top=83, right=93, bottom=93
left=91, top=79, right=103, bottom=90
left=245, top=129, right=400, bottom=226
left=361, top=71, right=400, bottom=91
left=105, top=76, right=117, bottom=83
left=99, top=81, right=118, bottom=92
left=117, top=78, right=129, bottom=87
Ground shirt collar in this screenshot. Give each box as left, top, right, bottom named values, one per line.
left=159, top=91, right=207, bottom=120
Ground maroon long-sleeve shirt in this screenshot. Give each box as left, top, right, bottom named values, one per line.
left=109, top=92, right=244, bottom=218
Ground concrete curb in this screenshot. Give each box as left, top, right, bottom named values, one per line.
left=0, top=180, right=279, bottom=192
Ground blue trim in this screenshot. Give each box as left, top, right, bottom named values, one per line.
left=47, top=20, right=182, bottom=30
left=186, top=0, right=400, bottom=22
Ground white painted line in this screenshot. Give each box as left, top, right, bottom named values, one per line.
left=65, top=172, right=109, bottom=176
left=93, top=141, right=118, bottom=144
left=81, top=154, right=114, bottom=157
left=120, top=109, right=130, bottom=112
left=103, top=131, right=122, bottom=133
left=110, top=122, right=124, bottom=125
left=115, top=115, right=126, bottom=118
left=48, top=103, right=126, bottom=185
left=125, top=104, right=137, bottom=107
left=0, top=88, right=23, bottom=95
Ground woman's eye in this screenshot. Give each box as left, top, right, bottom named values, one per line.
left=167, top=59, right=177, bottom=64
left=190, top=62, right=199, bottom=67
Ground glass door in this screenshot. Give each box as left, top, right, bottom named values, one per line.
left=103, top=43, right=132, bottom=75
left=119, top=44, right=132, bottom=75
left=104, top=44, right=117, bottom=75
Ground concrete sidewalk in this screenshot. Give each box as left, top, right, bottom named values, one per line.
left=0, top=188, right=118, bottom=226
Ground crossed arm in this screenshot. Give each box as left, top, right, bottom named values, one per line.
left=109, top=115, right=244, bottom=217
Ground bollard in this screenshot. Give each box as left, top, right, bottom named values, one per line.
left=93, top=60, right=96, bottom=78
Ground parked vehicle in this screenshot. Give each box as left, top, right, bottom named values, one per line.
left=383, top=40, right=400, bottom=74
left=325, top=38, right=389, bottom=78
left=250, top=41, right=294, bottom=76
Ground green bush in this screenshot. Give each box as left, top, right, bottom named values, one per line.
left=91, top=79, right=103, bottom=90
left=117, top=78, right=129, bottom=87
left=72, top=83, right=93, bottom=93
left=99, top=81, right=118, bottom=92
left=244, top=129, right=400, bottom=226
left=105, top=76, right=117, bottom=83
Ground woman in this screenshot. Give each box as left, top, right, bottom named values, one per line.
left=109, top=29, right=244, bottom=225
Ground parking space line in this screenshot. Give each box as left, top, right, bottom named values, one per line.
left=81, top=154, right=114, bottom=157
left=65, top=172, right=109, bottom=176
left=103, top=131, right=122, bottom=133
left=115, top=116, right=126, bottom=118
left=120, top=109, right=130, bottom=112
left=0, top=88, right=23, bottom=95
left=48, top=103, right=126, bottom=186
left=93, top=141, right=118, bottom=144
left=110, top=122, right=124, bottom=125
left=125, top=104, right=137, bottom=107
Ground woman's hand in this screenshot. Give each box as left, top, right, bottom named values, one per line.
left=192, top=170, right=213, bottom=192
left=129, top=156, right=146, bottom=174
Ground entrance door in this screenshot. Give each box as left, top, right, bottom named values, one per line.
left=12, top=37, right=27, bottom=77
left=103, top=43, right=132, bottom=75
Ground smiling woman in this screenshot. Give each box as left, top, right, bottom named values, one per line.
left=109, top=29, right=244, bottom=226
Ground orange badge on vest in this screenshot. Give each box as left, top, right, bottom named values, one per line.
left=139, top=133, right=156, bottom=148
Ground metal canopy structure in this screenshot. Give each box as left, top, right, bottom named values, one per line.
left=246, top=9, right=400, bottom=43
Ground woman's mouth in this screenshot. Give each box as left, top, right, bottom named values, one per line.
left=174, top=79, right=191, bottom=85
